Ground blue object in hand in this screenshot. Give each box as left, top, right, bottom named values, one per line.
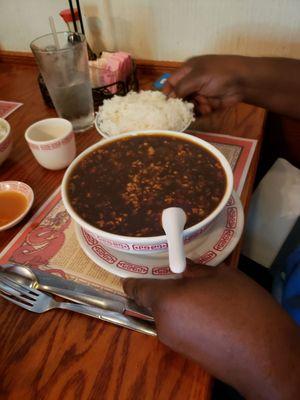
left=153, top=73, right=171, bottom=90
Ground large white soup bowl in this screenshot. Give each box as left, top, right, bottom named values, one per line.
left=61, top=130, right=233, bottom=255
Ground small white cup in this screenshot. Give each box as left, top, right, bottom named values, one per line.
left=0, top=118, right=13, bottom=166
left=25, top=118, right=76, bottom=170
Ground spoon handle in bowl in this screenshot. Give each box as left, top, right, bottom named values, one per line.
left=162, top=207, right=187, bottom=274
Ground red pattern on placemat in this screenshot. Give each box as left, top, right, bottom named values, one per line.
left=40, top=268, right=67, bottom=279
left=10, top=211, right=71, bottom=267
left=0, top=100, right=22, bottom=118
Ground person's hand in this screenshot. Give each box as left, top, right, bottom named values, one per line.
left=163, top=55, right=247, bottom=114
left=163, top=55, right=300, bottom=119
left=123, top=260, right=300, bottom=400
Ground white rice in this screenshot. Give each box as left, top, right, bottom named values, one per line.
left=0, top=122, right=7, bottom=141
left=98, top=90, right=194, bottom=136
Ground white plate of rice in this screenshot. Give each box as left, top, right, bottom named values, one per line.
left=95, top=90, right=195, bottom=138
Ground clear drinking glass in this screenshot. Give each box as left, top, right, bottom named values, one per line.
left=31, top=32, right=94, bottom=132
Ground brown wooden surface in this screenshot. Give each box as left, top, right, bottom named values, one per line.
left=0, top=49, right=182, bottom=70
left=0, top=62, right=265, bottom=400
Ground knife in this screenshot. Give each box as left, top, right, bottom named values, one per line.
left=0, top=281, right=156, bottom=336
left=0, top=264, right=153, bottom=321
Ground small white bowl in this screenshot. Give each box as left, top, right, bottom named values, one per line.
left=0, top=181, right=34, bottom=231
left=0, top=118, right=13, bottom=166
left=94, top=112, right=194, bottom=139
left=62, top=130, right=233, bottom=255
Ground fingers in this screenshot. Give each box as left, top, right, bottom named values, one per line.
left=123, top=261, right=227, bottom=309
left=162, top=65, right=192, bottom=97
left=162, top=56, right=205, bottom=99
left=193, top=95, right=212, bottom=115
left=194, top=95, right=239, bottom=114
left=207, top=97, right=221, bottom=111
left=172, top=70, right=205, bottom=99
left=123, top=278, right=169, bottom=309
left=219, top=93, right=242, bottom=108
left=183, top=258, right=217, bottom=277
left=162, top=80, right=175, bottom=97
left=184, top=259, right=228, bottom=277
left=162, top=62, right=216, bottom=114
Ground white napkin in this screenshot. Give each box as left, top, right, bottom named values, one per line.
left=242, top=158, right=300, bottom=268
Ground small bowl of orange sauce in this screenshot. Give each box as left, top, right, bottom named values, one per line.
left=0, top=181, right=34, bottom=231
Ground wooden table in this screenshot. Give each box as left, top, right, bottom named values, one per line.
left=0, top=62, right=265, bottom=400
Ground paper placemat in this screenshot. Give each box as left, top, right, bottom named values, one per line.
left=0, top=132, right=257, bottom=295
left=0, top=101, right=23, bottom=118
left=188, top=131, right=256, bottom=195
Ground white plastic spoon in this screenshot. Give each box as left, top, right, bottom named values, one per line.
left=162, top=207, right=187, bottom=274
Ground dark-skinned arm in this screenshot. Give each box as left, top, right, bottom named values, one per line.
left=123, top=262, right=300, bottom=400
left=163, top=55, right=300, bottom=119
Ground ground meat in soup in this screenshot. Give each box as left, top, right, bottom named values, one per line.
left=67, top=134, right=227, bottom=237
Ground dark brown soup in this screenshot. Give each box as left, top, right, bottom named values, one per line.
left=67, top=134, right=227, bottom=237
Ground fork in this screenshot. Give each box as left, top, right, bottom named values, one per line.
left=0, top=275, right=156, bottom=336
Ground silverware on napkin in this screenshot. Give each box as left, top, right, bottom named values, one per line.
left=0, top=274, right=156, bottom=336
left=0, top=264, right=153, bottom=321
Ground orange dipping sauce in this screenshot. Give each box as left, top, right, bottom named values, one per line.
left=0, top=191, right=28, bottom=227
